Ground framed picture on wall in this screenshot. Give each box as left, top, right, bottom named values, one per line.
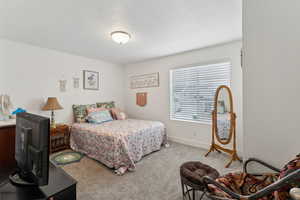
left=83, top=70, right=99, bottom=90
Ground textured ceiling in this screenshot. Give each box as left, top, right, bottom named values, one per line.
left=0, top=0, right=242, bottom=64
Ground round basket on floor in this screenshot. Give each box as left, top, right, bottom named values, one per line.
left=51, top=151, right=84, bottom=165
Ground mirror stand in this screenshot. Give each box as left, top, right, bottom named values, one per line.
left=205, top=111, right=241, bottom=168
left=205, top=85, right=241, bottom=168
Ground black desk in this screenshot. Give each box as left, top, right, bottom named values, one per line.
left=0, top=162, right=77, bottom=200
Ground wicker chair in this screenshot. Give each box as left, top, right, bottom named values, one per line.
left=203, top=156, right=300, bottom=200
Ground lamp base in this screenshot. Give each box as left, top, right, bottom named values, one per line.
left=51, top=110, right=56, bottom=129
left=51, top=122, right=56, bottom=129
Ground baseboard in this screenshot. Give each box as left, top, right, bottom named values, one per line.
left=168, top=136, right=244, bottom=160
left=168, top=136, right=210, bottom=150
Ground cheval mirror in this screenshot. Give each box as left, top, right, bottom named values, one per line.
left=205, top=85, right=241, bottom=167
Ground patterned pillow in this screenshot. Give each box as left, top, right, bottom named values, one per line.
left=86, top=110, right=113, bottom=124
left=118, top=112, right=127, bottom=120
left=72, top=104, right=96, bottom=123
left=87, top=107, right=107, bottom=114
left=96, top=101, right=115, bottom=109
left=111, top=108, right=127, bottom=120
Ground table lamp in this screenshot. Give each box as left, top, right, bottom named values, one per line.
left=42, top=97, right=63, bottom=128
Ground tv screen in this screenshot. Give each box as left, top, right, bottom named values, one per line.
left=10, top=112, right=50, bottom=186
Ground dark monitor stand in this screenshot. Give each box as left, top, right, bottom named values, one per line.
left=0, top=162, right=77, bottom=200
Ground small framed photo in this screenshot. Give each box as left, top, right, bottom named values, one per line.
left=83, top=70, right=99, bottom=90
left=73, top=77, right=80, bottom=89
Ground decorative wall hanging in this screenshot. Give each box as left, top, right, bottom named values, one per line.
left=83, top=70, right=99, bottom=90
left=59, top=80, right=67, bottom=92
left=130, top=72, right=159, bottom=89
left=136, top=92, right=147, bottom=107
left=73, top=77, right=80, bottom=89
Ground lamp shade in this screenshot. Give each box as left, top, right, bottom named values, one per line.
left=42, top=97, right=63, bottom=111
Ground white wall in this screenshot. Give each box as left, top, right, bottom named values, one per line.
left=124, top=41, right=243, bottom=153
left=0, top=39, right=124, bottom=123
left=243, top=0, right=300, bottom=167
left=0, top=38, right=244, bottom=155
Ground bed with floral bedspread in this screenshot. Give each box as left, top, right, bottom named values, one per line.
left=70, top=119, right=167, bottom=174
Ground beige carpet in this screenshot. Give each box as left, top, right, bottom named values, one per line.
left=62, top=142, right=242, bottom=200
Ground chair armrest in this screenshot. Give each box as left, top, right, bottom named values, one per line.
left=249, top=169, right=300, bottom=200
left=202, top=176, right=242, bottom=200
left=243, top=158, right=281, bottom=174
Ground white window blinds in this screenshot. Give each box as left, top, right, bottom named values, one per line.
left=170, top=62, right=231, bottom=123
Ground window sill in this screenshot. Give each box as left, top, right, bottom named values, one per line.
left=169, top=118, right=212, bottom=125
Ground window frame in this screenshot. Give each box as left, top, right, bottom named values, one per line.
left=169, top=60, right=232, bottom=125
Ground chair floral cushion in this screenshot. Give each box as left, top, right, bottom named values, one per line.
left=72, top=104, right=97, bottom=123
left=274, top=155, right=300, bottom=200
left=208, top=172, right=278, bottom=200
left=208, top=155, right=300, bottom=200
left=96, top=101, right=115, bottom=109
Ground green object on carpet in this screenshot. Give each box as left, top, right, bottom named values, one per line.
left=51, top=151, right=84, bottom=165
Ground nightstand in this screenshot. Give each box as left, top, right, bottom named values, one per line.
left=50, top=124, right=70, bottom=153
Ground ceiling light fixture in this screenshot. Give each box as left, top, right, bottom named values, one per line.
left=111, top=31, right=131, bottom=45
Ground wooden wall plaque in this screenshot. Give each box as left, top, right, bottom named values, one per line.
left=131, top=73, right=159, bottom=89
left=136, top=92, right=147, bottom=107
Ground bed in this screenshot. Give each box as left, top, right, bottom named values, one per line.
left=70, top=119, right=167, bottom=174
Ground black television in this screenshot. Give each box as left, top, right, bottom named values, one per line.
left=9, top=112, right=50, bottom=186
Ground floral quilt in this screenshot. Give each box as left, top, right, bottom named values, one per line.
left=70, top=119, right=167, bottom=174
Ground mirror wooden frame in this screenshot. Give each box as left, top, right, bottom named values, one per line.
left=205, top=85, right=241, bottom=168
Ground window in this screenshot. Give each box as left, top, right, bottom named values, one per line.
left=170, top=62, right=231, bottom=124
